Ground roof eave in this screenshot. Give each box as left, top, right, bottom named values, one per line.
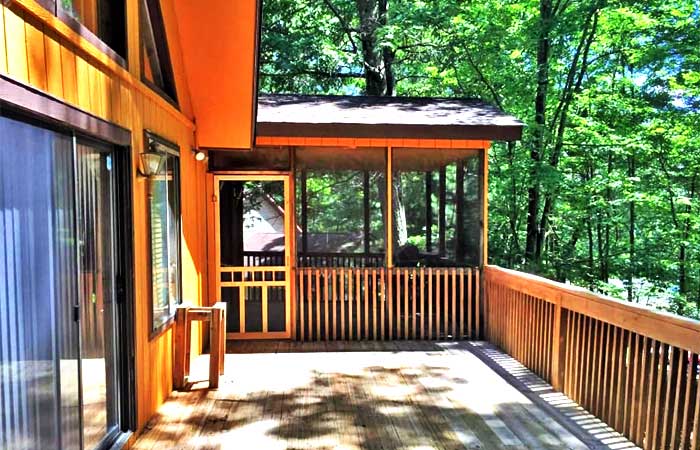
left=256, top=122, right=523, bottom=142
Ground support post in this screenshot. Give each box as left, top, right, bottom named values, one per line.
left=363, top=171, right=371, bottom=255
left=439, top=167, right=446, bottom=256
left=288, top=153, right=297, bottom=340
left=386, top=147, right=394, bottom=268
left=425, top=171, right=432, bottom=252
left=300, top=169, right=308, bottom=257
left=482, top=145, right=490, bottom=267
left=551, top=303, right=567, bottom=391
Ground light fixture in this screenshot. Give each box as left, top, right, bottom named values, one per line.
left=193, top=149, right=207, bottom=162
left=138, top=145, right=165, bottom=178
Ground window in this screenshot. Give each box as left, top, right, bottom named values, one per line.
left=147, top=132, right=181, bottom=333
left=295, top=147, right=386, bottom=267
left=392, top=148, right=484, bottom=267
left=54, top=0, right=127, bottom=59
left=141, top=0, right=178, bottom=103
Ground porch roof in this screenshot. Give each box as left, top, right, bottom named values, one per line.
left=256, top=94, right=524, bottom=141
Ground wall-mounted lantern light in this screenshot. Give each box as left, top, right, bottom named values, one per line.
left=193, top=149, right=207, bottom=162
left=138, top=143, right=165, bottom=177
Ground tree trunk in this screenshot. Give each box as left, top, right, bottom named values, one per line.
left=525, top=0, right=553, bottom=266
left=628, top=152, right=636, bottom=302
left=355, top=0, right=394, bottom=96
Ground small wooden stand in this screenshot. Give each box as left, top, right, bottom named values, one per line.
left=173, top=302, right=226, bottom=389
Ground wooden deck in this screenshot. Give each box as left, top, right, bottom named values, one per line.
left=133, top=341, right=639, bottom=450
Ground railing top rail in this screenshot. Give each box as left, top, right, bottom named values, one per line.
left=485, top=265, right=700, bottom=354
left=220, top=266, right=287, bottom=272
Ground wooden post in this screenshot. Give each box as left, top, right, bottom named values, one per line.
left=209, top=306, right=221, bottom=389
left=439, top=167, right=446, bottom=256
left=289, top=149, right=298, bottom=339
left=425, top=171, right=432, bottom=252
left=386, top=147, right=394, bottom=268
left=363, top=171, right=371, bottom=255
left=455, top=161, right=465, bottom=263
left=173, top=306, right=188, bottom=390
left=482, top=146, right=490, bottom=267
left=551, top=302, right=567, bottom=391
left=300, top=169, right=308, bottom=256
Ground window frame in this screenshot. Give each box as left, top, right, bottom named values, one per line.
left=35, top=0, right=127, bottom=66
left=139, top=0, right=179, bottom=107
left=145, top=130, right=182, bottom=338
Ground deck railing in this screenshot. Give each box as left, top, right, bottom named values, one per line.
left=484, top=265, right=700, bottom=450
left=242, top=251, right=385, bottom=268
left=296, top=267, right=480, bottom=341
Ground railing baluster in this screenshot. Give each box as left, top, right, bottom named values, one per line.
left=299, top=269, right=305, bottom=341
left=404, top=269, right=410, bottom=340
left=340, top=268, right=345, bottom=340
left=396, top=269, right=401, bottom=340
left=380, top=268, right=385, bottom=341
left=348, top=268, right=353, bottom=340
left=420, top=268, right=425, bottom=340
left=372, top=269, right=377, bottom=340
left=679, top=352, right=695, bottom=447
left=443, top=270, right=449, bottom=340
left=412, top=269, right=417, bottom=340
left=355, top=269, right=361, bottom=340
left=331, top=268, right=337, bottom=341
left=364, top=268, right=369, bottom=341
left=428, top=268, right=433, bottom=340
left=324, top=268, right=330, bottom=342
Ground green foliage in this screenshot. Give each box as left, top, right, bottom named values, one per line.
left=260, top=0, right=700, bottom=319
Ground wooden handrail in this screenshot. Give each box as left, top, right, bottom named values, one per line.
left=484, top=266, right=700, bottom=450
left=485, top=265, right=700, bottom=354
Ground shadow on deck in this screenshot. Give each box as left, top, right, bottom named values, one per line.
left=133, top=341, right=639, bottom=450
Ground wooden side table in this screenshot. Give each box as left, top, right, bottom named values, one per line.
left=173, top=302, right=226, bottom=389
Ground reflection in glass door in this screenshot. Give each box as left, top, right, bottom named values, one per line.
left=216, top=176, right=292, bottom=339
left=0, top=117, right=126, bottom=450
left=76, top=141, right=120, bottom=449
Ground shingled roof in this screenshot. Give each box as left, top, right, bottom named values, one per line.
left=256, top=94, right=523, bottom=141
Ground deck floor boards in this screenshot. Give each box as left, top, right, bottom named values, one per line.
left=133, top=341, right=639, bottom=450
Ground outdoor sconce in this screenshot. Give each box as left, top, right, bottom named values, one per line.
left=193, top=149, right=207, bottom=162
left=138, top=144, right=165, bottom=178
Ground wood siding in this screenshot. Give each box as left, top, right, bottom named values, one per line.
left=485, top=265, right=700, bottom=450
left=0, top=0, right=208, bottom=435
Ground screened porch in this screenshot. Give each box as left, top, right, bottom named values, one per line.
left=206, top=95, right=519, bottom=341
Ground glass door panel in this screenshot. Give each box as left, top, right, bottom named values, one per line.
left=0, top=116, right=81, bottom=450
left=216, top=177, right=291, bottom=339
left=75, top=142, right=119, bottom=449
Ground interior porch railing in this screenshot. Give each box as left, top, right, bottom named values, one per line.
left=484, top=265, right=700, bottom=450
left=242, top=251, right=384, bottom=268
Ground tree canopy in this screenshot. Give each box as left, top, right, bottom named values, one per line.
left=259, top=0, right=700, bottom=319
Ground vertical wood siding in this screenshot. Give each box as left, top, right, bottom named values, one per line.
left=0, top=0, right=207, bottom=434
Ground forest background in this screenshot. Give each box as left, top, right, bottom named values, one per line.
left=258, top=0, right=700, bottom=319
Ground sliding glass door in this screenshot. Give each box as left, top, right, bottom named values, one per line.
left=76, top=142, right=120, bottom=449
left=0, top=115, right=82, bottom=449
left=0, top=116, right=124, bottom=450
